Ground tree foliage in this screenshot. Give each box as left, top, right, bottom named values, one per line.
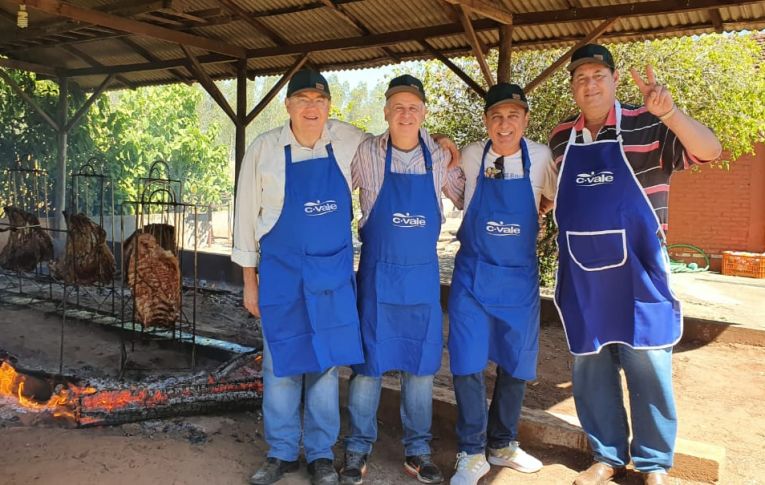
left=90, top=84, right=230, bottom=207
left=0, top=75, right=232, bottom=211
left=416, top=33, right=765, bottom=285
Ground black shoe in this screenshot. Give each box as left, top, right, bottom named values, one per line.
left=250, top=457, right=299, bottom=485
left=340, top=451, right=368, bottom=485
left=308, top=458, right=339, bottom=485
left=404, top=454, right=443, bottom=484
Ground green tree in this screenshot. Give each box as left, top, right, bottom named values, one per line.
left=90, top=84, right=231, bottom=208
left=417, top=33, right=765, bottom=285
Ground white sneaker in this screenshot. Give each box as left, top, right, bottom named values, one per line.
left=487, top=443, right=542, bottom=474
left=450, top=452, right=490, bottom=485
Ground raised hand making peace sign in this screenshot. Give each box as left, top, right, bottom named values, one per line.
left=630, top=65, right=675, bottom=119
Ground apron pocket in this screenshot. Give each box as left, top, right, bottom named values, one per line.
left=305, top=283, right=358, bottom=330
left=261, top=299, right=311, bottom=342
left=473, top=260, right=537, bottom=307
left=375, top=260, right=439, bottom=305
left=566, top=230, right=627, bottom=271
left=303, top=244, right=353, bottom=293
left=376, top=303, right=431, bottom=342
left=302, top=244, right=358, bottom=331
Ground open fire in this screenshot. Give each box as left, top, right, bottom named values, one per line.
left=0, top=361, right=93, bottom=421
left=0, top=352, right=263, bottom=427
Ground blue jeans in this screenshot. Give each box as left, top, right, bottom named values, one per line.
left=345, top=372, right=434, bottom=457
left=573, top=344, right=677, bottom=473
left=262, top=341, right=339, bottom=463
left=453, top=366, right=526, bottom=454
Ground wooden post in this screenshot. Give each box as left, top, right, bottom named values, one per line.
left=234, top=59, right=247, bottom=198
left=55, top=76, right=68, bottom=232
left=497, top=24, right=513, bottom=84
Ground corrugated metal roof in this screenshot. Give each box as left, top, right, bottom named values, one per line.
left=0, top=0, right=764, bottom=90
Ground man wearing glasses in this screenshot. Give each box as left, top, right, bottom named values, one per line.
left=233, top=69, right=367, bottom=485
left=446, top=83, right=557, bottom=485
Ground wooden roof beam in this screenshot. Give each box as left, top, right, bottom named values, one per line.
left=59, top=3, right=765, bottom=79
left=518, top=0, right=760, bottom=24
left=118, top=37, right=191, bottom=85
left=420, top=41, right=486, bottom=97
left=0, top=0, right=170, bottom=46
left=218, top=0, right=289, bottom=47
left=709, top=9, right=724, bottom=32
left=0, top=68, right=60, bottom=130
left=65, top=74, right=115, bottom=132
left=524, top=17, right=618, bottom=94
left=442, top=0, right=514, bottom=24
left=318, top=0, right=401, bottom=63
left=242, top=0, right=363, bottom=18
left=246, top=54, right=310, bottom=125
left=181, top=45, right=237, bottom=123
left=0, top=57, right=61, bottom=77
left=456, top=5, right=494, bottom=86
left=12, top=0, right=247, bottom=58
left=60, top=45, right=136, bottom=89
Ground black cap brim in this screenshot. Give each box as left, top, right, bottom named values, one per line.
left=384, top=86, right=426, bottom=102
left=567, top=57, right=613, bottom=72
left=288, top=87, right=331, bottom=99
left=484, top=98, right=528, bottom=113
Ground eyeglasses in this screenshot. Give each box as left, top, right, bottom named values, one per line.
left=290, top=97, right=329, bottom=109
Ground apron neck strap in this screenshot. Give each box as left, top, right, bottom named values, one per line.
left=385, top=134, right=432, bottom=173
left=479, top=138, right=530, bottom=180
left=568, top=101, right=623, bottom=145
left=283, top=142, right=334, bottom=163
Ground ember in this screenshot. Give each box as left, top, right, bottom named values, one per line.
left=0, top=352, right=263, bottom=427
left=0, top=361, right=94, bottom=421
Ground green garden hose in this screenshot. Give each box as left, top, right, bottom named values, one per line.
left=666, top=243, right=710, bottom=273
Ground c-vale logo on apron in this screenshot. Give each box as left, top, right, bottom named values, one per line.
left=485, top=221, right=521, bottom=236
left=575, top=170, right=614, bottom=186
left=392, top=212, right=427, bottom=228
left=304, top=200, right=338, bottom=216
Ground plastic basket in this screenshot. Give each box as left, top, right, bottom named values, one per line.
left=721, top=251, right=765, bottom=279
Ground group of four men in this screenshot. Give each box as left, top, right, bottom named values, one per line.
left=232, top=44, right=721, bottom=485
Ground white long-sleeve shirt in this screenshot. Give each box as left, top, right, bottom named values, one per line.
left=232, top=120, right=369, bottom=268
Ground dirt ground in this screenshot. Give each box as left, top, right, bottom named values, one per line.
left=1, top=296, right=764, bottom=485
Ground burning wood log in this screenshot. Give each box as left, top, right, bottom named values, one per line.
left=0, top=352, right=263, bottom=427
left=126, top=232, right=181, bottom=328
left=0, top=206, right=54, bottom=272
left=49, top=212, right=116, bottom=285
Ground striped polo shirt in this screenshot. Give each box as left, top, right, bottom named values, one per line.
left=549, top=102, right=710, bottom=231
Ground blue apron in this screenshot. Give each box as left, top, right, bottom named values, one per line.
left=448, top=140, right=540, bottom=380
left=258, top=143, right=364, bottom=377
left=553, top=104, right=682, bottom=355
left=353, top=135, right=442, bottom=377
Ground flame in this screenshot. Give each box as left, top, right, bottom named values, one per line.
left=0, top=361, right=95, bottom=420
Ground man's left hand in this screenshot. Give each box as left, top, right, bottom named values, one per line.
left=630, top=65, right=675, bottom=118
left=432, top=133, right=461, bottom=169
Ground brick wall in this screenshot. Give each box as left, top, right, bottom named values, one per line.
left=667, top=143, right=765, bottom=271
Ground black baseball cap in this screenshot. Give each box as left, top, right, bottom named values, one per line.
left=385, top=74, right=426, bottom=102
left=484, top=83, right=528, bottom=112
left=287, top=69, right=331, bottom=98
left=567, top=44, right=615, bottom=73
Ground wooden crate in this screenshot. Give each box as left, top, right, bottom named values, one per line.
left=721, top=251, right=765, bottom=279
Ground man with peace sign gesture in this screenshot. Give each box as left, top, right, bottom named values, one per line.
left=548, top=44, right=721, bottom=485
